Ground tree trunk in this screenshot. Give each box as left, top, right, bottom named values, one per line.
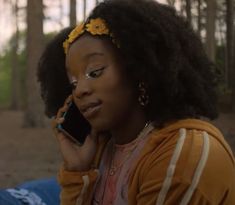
left=226, top=0, right=234, bottom=89
left=197, top=0, right=202, bottom=37
left=11, top=0, right=21, bottom=110
left=185, top=0, right=192, bottom=24
left=226, top=0, right=235, bottom=111
left=70, top=0, right=76, bottom=26
left=205, top=0, right=216, bottom=62
left=232, top=27, right=235, bottom=112
left=166, top=0, right=176, bottom=6
left=59, top=0, right=63, bottom=28
left=83, top=0, right=86, bottom=20
left=24, top=0, right=45, bottom=127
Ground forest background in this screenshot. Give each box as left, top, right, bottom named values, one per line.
left=0, top=0, right=235, bottom=188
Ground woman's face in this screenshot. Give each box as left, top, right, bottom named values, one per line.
left=66, top=34, right=140, bottom=131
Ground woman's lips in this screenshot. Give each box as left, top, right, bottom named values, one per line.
left=80, top=101, right=102, bottom=119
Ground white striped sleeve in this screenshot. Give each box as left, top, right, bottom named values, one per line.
left=179, top=131, right=210, bottom=205
left=155, top=129, right=210, bottom=205
left=156, top=128, right=187, bottom=205
left=76, top=175, right=90, bottom=205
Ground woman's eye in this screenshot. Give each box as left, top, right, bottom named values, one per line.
left=86, top=67, right=105, bottom=79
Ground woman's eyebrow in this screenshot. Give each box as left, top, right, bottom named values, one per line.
left=84, top=52, right=105, bottom=60
left=66, top=52, right=105, bottom=73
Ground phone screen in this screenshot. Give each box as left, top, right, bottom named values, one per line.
left=57, top=102, right=91, bottom=145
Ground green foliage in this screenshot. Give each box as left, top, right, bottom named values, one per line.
left=0, top=52, right=11, bottom=107
left=216, top=44, right=226, bottom=75
left=0, top=30, right=58, bottom=108
left=215, top=44, right=227, bottom=94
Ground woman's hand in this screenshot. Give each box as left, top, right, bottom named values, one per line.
left=52, top=95, right=98, bottom=172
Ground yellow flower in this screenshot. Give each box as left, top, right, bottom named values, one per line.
left=63, top=40, right=69, bottom=54
left=63, top=23, right=85, bottom=54
left=86, top=18, right=109, bottom=35
left=62, top=18, right=119, bottom=55
left=68, top=23, right=85, bottom=43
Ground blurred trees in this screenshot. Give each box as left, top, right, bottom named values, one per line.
left=205, top=0, right=217, bottom=62
left=70, top=0, right=77, bottom=26
left=180, top=0, right=235, bottom=112
left=225, top=0, right=235, bottom=111
left=0, top=0, right=26, bottom=110
left=23, top=0, right=45, bottom=127
left=226, top=0, right=234, bottom=89
left=10, top=0, right=21, bottom=110
left=0, top=51, right=12, bottom=107
left=83, top=0, right=87, bottom=20
left=166, top=0, right=176, bottom=6
left=185, top=0, right=192, bottom=24
left=197, top=0, right=202, bottom=36
left=0, top=31, right=26, bottom=108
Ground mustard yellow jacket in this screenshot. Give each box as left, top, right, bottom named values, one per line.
left=58, top=119, right=235, bottom=205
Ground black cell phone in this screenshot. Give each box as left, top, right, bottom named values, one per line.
left=57, top=102, right=91, bottom=146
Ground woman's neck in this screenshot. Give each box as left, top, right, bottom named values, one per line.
left=111, top=110, right=148, bottom=145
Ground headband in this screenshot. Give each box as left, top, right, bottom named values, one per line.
left=63, top=18, right=117, bottom=54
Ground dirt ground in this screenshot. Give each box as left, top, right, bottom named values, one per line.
left=0, top=109, right=235, bottom=189
left=0, top=110, right=61, bottom=189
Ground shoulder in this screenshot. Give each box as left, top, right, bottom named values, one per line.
left=141, top=120, right=235, bottom=180
left=133, top=120, right=235, bottom=203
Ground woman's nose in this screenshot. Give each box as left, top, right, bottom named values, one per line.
left=73, top=79, right=92, bottom=99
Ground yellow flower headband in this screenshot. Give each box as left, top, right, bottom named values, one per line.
left=63, top=18, right=117, bottom=54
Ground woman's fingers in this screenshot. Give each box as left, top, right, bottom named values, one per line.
left=52, top=95, right=99, bottom=171
left=65, top=95, right=73, bottom=104
left=53, top=95, right=73, bottom=134
left=56, top=133, right=82, bottom=170
left=56, top=95, right=73, bottom=119
left=57, top=132, right=75, bottom=149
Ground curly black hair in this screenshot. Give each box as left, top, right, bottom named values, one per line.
left=37, top=0, right=219, bottom=125
left=37, top=27, right=74, bottom=117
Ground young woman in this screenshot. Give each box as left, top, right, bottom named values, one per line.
left=38, top=0, right=235, bottom=204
